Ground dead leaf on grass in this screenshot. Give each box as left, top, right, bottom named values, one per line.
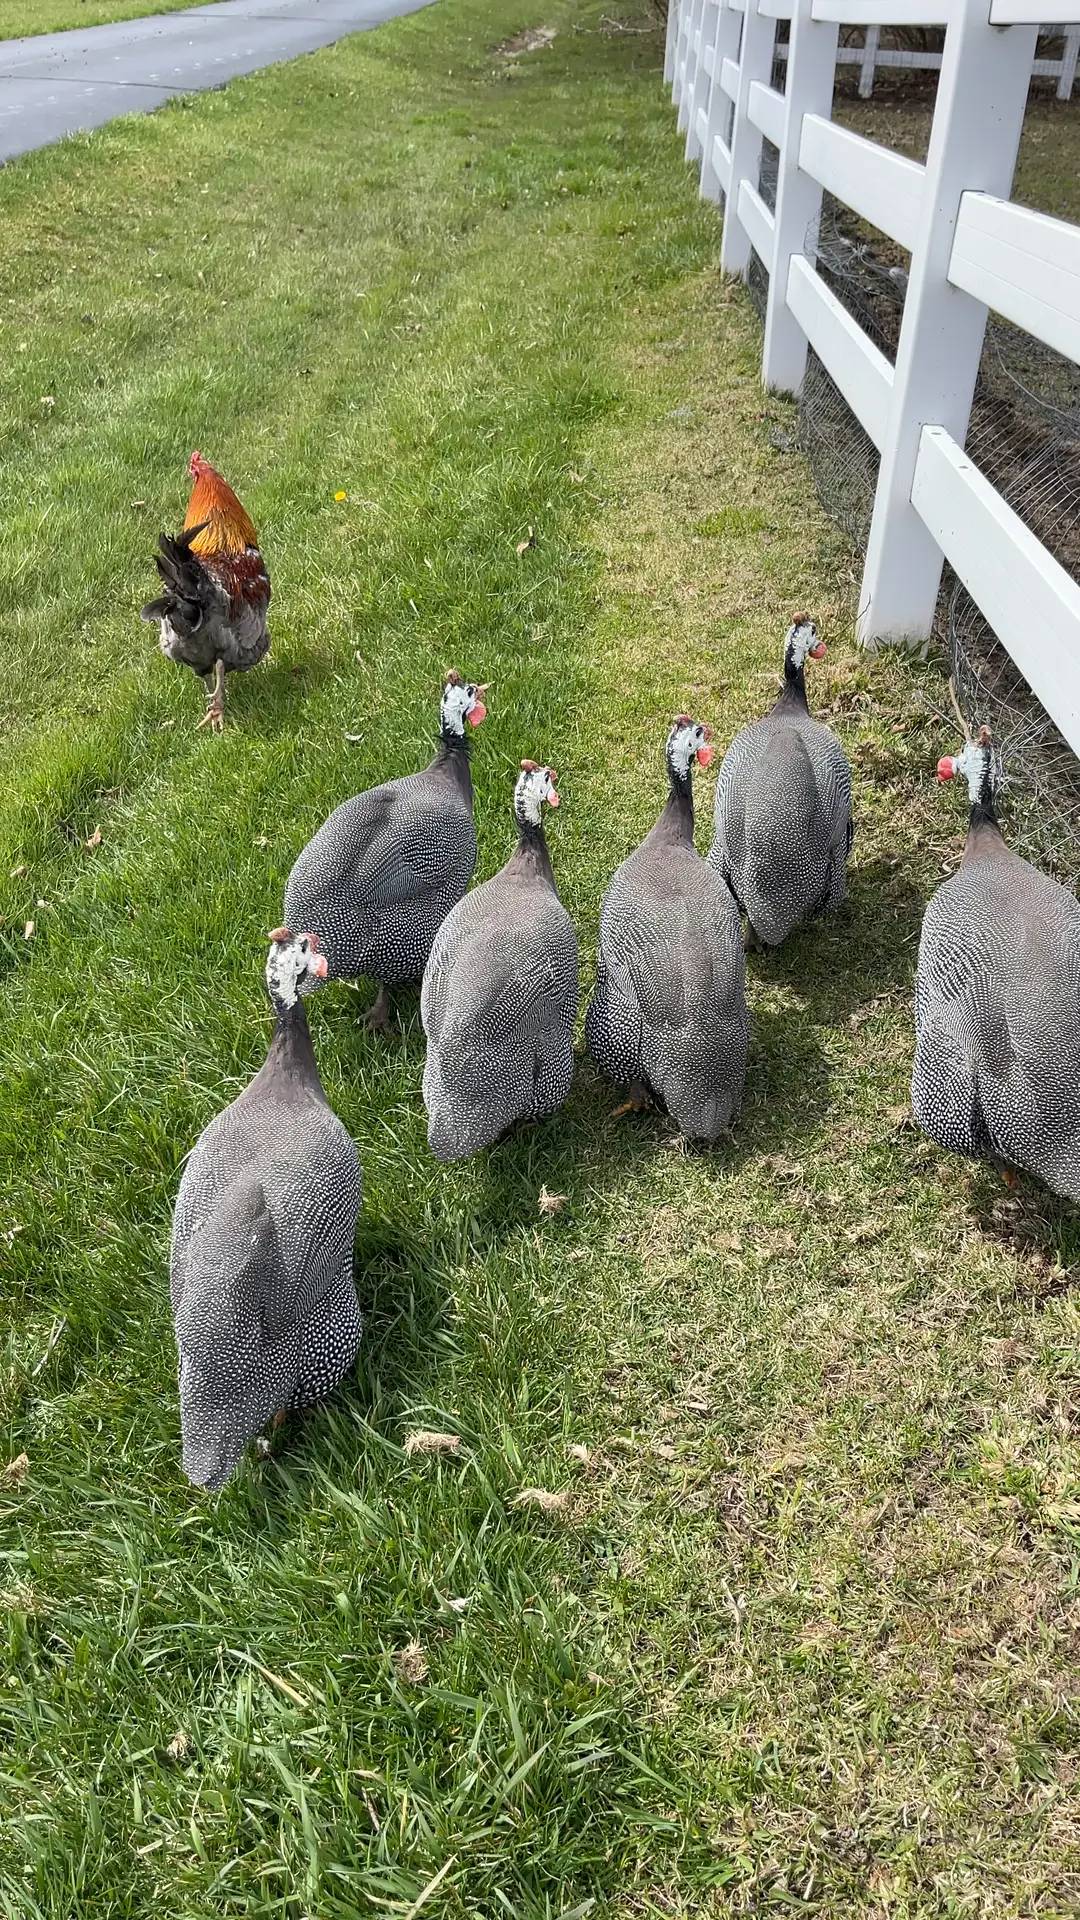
left=515, top=525, right=536, bottom=556
left=404, top=1430, right=462, bottom=1457
left=497, top=26, right=556, bottom=55
left=393, top=1639, right=429, bottom=1684
left=1, top=1453, right=29, bottom=1488
left=23, top=921, right=34, bottom=941
left=512, top=1487, right=568, bottom=1513
left=538, top=1186, right=569, bottom=1217
left=984, top=1338, right=1031, bottom=1367
left=165, top=1729, right=192, bottom=1762
left=85, top=826, right=102, bottom=850
left=568, top=1444, right=591, bottom=1467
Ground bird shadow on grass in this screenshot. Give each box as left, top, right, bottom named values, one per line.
left=743, top=850, right=927, bottom=1034
left=965, top=1162, right=1080, bottom=1279
left=232, top=655, right=339, bottom=737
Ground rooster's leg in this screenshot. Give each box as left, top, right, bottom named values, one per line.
left=196, top=660, right=227, bottom=734
left=363, top=985, right=392, bottom=1034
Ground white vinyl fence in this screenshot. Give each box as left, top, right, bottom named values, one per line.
left=775, top=26, right=1080, bottom=99
left=666, top=0, right=1080, bottom=757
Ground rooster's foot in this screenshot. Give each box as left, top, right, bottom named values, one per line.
left=196, top=699, right=226, bottom=734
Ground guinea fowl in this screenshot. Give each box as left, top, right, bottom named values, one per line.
left=141, top=452, right=271, bottom=733
left=709, top=616, right=853, bottom=947
left=421, top=761, right=579, bottom=1161
left=170, top=930, right=363, bottom=1491
left=586, top=716, right=749, bottom=1141
left=283, top=672, right=486, bottom=1031
left=912, top=727, right=1080, bottom=1201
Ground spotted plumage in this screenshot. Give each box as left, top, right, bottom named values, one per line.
left=586, top=717, right=749, bottom=1139
left=283, top=673, right=486, bottom=1028
left=709, top=617, right=853, bottom=947
left=170, top=931, right=363, bottom=1490
left=422, top=762, right=579, bottom=1161
left=912, top=731, right=1080, bottom=1200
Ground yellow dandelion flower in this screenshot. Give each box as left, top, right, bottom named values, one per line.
left=334, top=490, right=347, bottom=502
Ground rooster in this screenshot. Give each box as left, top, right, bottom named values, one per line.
left=141, top=452, right=271, bottom=732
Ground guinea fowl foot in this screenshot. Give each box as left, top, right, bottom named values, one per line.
left=611, top=1084, right=652, bottom=1118
left=363, top=986, right=392, bottom=1034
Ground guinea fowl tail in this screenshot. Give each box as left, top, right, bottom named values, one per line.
left=141, top=524, right=212, bottom=636
left=178, top=1350, right=279, bottom=1491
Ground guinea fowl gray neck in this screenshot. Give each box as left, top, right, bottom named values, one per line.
left=773, top=617, right=823, bottom=716
left=263, top=991, right=322, bottom=1092
left=434, top=718, right=475, bottom=796
left=509, top=803, right=555, bottom=886
left=942, top=734, right=1004, bottom=862
left=654, top=739, right=696, bottom=843
left=260, top=932, right=328, bottom=1094
left=777, top=643, right=810, bottom=712
left=965, top=761, right=1002, bottom=857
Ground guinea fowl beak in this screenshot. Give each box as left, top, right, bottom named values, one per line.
left=937, top=756, right=956, bottom=783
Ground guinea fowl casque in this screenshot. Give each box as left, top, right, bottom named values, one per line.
left=912, top=728, right=1080, bottom=1201
left=586, top=716, right=749, bottom=1141
left=283, top=672, right=486, bottom=1031
left=709, top=617, right=853, bottom=947
left=421, top=760, right=579, bottom=1161
left=170, top=930, right=363, bottom=1491
left=141, top=451, right=271, bottom=733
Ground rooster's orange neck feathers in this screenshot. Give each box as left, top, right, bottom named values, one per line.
left=184, top=452, right=259, bottom=559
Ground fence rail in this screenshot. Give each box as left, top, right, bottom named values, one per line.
left=666, top=0, right=1080, bottom=759
left=773, top=27, right=1080, bottom=98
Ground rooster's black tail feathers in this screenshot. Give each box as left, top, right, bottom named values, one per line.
left=140, top=524, right=211, bottom=634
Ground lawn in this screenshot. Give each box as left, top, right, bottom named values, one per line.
left=0, top=0, right=194, bottom=36
left=2, top=1, right=1080, bottom=1915
left=836, top=86, right=1080, bottom=224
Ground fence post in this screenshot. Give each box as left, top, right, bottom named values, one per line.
left=677, top=0, right=708, bottom=130
left=858, top=0, right=1037, bottom=646
left=691, top=0, right=734, bottom=200
left=719, top=0, right=776, bottom=276
left=1058, top=25, right=1080, bottom=99
left=670, top=0, right=695, bottom=107
left=858, top=23, right=880, bottom=98
left=761, top=0, right=838, bottom=393
left=686, top=0, right=720, bottom=162
left=665, top=0, right=680, bottom=86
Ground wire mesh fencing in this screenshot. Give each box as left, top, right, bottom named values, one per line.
left=775, top=196, right=1080, bottom=876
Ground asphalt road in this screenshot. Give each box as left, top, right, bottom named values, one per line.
left=0, top=0, right=433, bottom=164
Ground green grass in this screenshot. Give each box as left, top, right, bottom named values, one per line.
left=3, top=3, right=1080, bottom=1915
left=836, top=88, right=1080, bottom=222
left=0, top=0, right=195, bottom=36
